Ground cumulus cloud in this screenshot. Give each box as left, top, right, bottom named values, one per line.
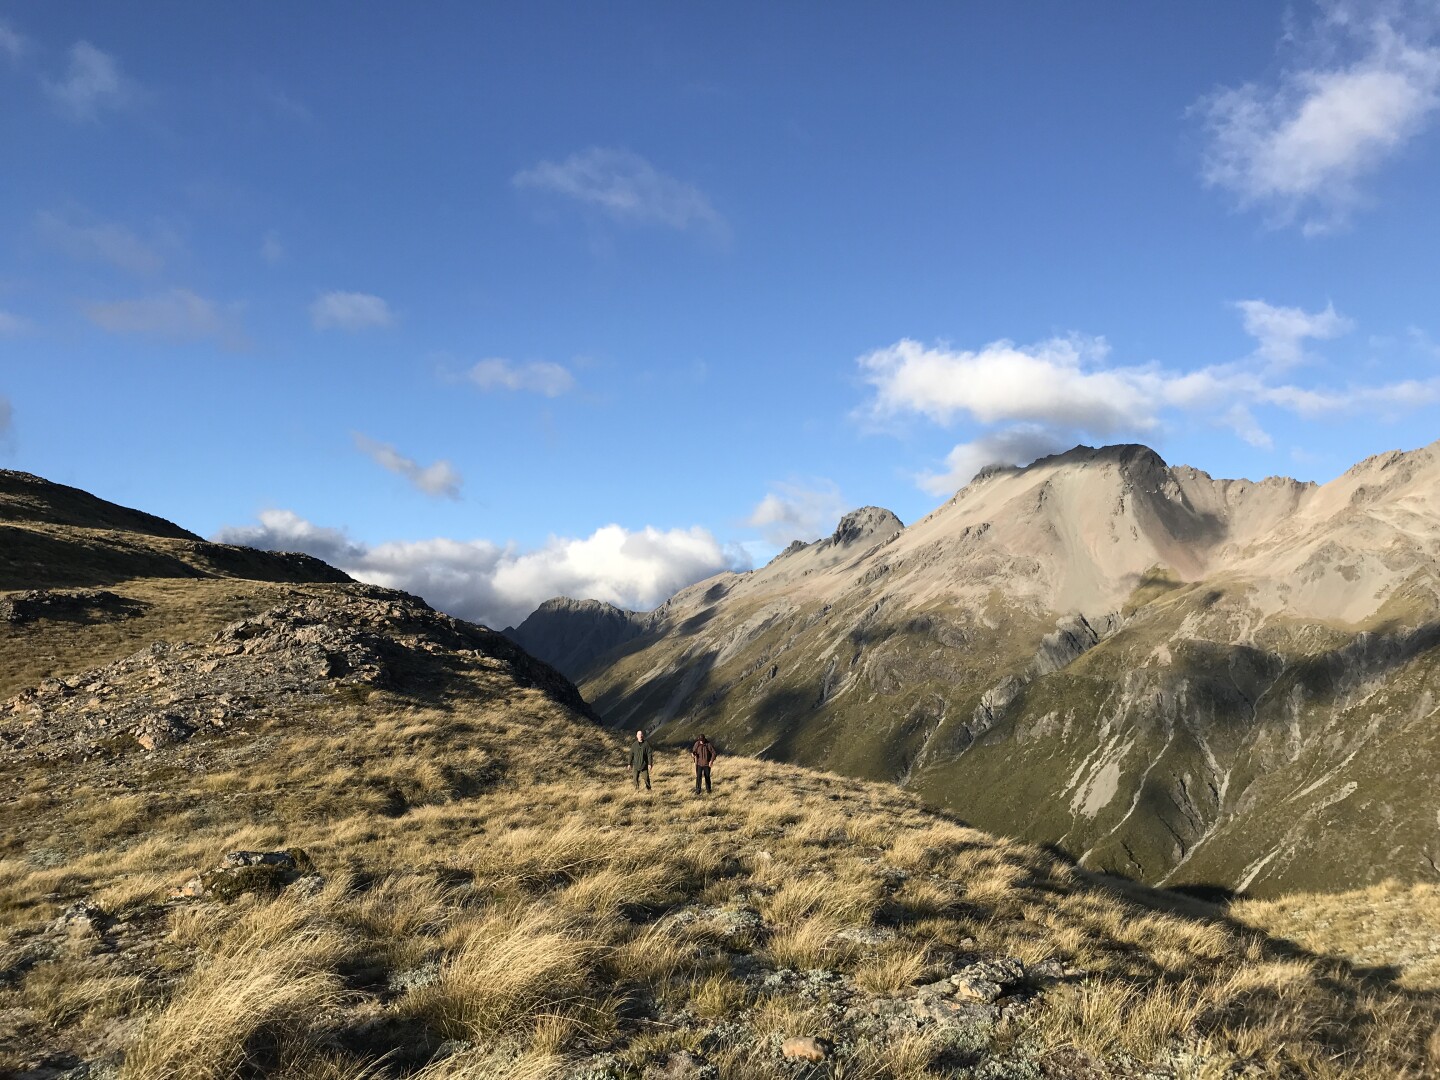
left=0, top=19, right=28, bottom=62
left=858, top=335, right=1156, bottom=434
left=46, top=41, right=134, bottom=120
left=861, top=304, right=1440, bottom=493
left=215, top=510, right=366, bottom=566
left=310, top=291, right=394, bottom=331
left=85, top=288, right=246, bottom=347
left=352, top=433, right=462, bottom=499
left=918, top=426, right=1074, bottom=497
left=1234, top=299, right=1353, bottom=368
left=746, top=480, right=849, bottom=545
left=1195, top=4, right=1440, bottom=232
left=466, top=358, right=575, bottom=397
left=36, top=210, right=167, bottom=275
left=513, top=148, right=727, bottom=236
left=214, top=512, right=749, bottom=629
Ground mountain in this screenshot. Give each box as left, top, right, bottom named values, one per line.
left=504, top=596, right=652, bottom=679
left=526, top=442, right=1440, bottom=896
left=3, top=468, right=1439, bottom=1079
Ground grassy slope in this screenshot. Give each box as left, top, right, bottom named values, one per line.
left=5, top=675, right=1440, bottom=1079
left=4, top=474, right=1440, bottom=1077
left=579, top=570, right=1440, bottom=897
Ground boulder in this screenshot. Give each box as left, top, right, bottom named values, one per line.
left=950, top=957, right=1027, bottom=1003
left=780, top=1036, right=829, bottom=1063
left=51, top=900, right=111, bottom=934
left=171, top=849, right=317, bottom=902
left=133, top=713, right=196, bottom=751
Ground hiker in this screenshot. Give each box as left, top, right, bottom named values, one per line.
left=690, top=733, right=717, bottom=794
left=629, top=729, right=654, bottom=791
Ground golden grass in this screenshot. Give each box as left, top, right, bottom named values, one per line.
left=404, top=908, right=594, bottom=1042
left=120, top=930, right=345, bottom=1080
left=2, top=660, right=1439, bottom=1079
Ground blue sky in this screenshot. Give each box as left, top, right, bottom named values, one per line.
left=3, top=2, right=1439, bottom=627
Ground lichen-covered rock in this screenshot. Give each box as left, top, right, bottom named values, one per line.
left=51, top=901, right=111, bottom=935
left=172, top=848, right=317, bottom=902
left=950, top=958, right=1027, bottom=1003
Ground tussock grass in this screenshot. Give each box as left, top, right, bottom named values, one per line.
left=853, top=946, right=928, bottom=994
left=404, top=909, right=594, bottom=1041
left=120, top=930, right=345, bottom=1080
left=3, top=660, right=1440, bottom=1079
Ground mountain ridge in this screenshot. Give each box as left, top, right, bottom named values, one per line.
left=516, top=439, right=1440, bottom=896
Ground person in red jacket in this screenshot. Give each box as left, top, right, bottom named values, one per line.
left=690, top=734, right=717, bottom=795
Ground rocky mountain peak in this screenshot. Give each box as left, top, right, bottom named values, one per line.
left=829, top=506, right=904, bottom=547
left=532, top=596, right=634, bottom=618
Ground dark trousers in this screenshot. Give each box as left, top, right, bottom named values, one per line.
left=633, top=767, right=651, bottom=790
left=694, top=765, right=711, bottom=793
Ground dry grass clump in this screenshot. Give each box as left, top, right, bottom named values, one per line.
left=853, top=945, right=928, bottom=994
left=4, top=655, right=1440, bottom=1080
left=403, top=908, right=595, bottom=1042
left=120, top=929, right=345, bottom=1080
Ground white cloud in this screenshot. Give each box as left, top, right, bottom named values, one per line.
left=513, top=148, right=727, bottom=236
left=0, top=397, right=12, bottom=436
left=215, top=510, right=367, bottom=566
left=85, top=288, right=246, bottom=347
left=918, top=426, right=1073, bottom=496
left=1260, top=375, right=1440, bottom=415
left=858, top=335, right=1157, bottom=434
left=1234, top=299, right=1353, bottom=368
left=36, top=210, right=167, bottom=275
left=467, top=358, right=575, bottom=397
left=861, top=305, right=1440, bottom=494
left=746, top=480, right=848, bottom=545
left=215, top=512, right=749, bottom=629
left=0, top=311, right=32, bottom=337
left=352, top=433, right=462, bottom=499
left=310, top=291, right=394, bottom=331
left=46, top=41, right=134, bottom=120
left=1220, top=404, right=1275, bottom=449
left=0, top=19, right=28, bottom=62
left=1195, top=8, right=1440, bottom=232
left=260, top=230, right=285, bottom=265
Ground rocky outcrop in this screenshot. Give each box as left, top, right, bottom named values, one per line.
left=828, top=506, right=904, bottom=549
left=0, top=588, right=145, bottom=625
left=0, top=586, right=596, bottom=763
left=171, top=849, right=320, bottom=901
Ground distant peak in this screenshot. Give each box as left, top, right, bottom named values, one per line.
left=830, top=506, right=904, bottom=546
left=1031, top=443, right=1170, bottom=471
left=535, top=595, right=631, bottom=615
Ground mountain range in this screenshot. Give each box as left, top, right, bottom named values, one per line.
left=507, top=441, right=1440, bottom=896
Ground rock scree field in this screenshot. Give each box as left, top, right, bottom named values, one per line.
left=3, top=468, right=1440, bottom=1079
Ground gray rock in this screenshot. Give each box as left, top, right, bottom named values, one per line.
left=51, top=901, right=111, bottom=935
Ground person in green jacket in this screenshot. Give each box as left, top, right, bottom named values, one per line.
left=629, top=729, right=654, bottom=791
